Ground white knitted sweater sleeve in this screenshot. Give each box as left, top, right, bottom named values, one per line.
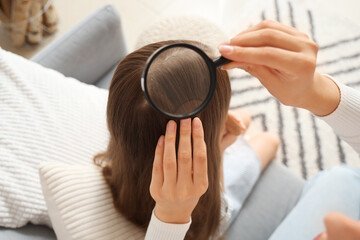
left=145, top=211, right=190, bottom=240
left=319, top=78, right=360, bottom=155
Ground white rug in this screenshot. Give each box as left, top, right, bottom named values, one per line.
left=136, top=0, right=360, bottom=179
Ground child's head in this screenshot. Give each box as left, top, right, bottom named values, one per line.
left=143, top=43, right=215, bottom=117
left=95, top=40, right=231, bottom=240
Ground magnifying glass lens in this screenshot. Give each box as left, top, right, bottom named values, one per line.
left=145, top=46, right=212, bottom=118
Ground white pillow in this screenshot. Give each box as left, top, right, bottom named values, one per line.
left=39, top=162, right=145, bottom=240
left=135, top=15, right=227, bottom=52
left=0, top=47, right=109, bottom=228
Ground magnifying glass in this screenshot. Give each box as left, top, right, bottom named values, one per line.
left=141, top=42, right=231, bottom=119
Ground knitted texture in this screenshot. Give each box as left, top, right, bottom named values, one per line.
left=39, top=162, right=145, bottom=240
left=0, top=47, right=109, bottom=228
left=38, top=137, right=260, bottom=240
left=135, top=15, right=227, bottom=54
left=320, top=81, right=360, bottom=154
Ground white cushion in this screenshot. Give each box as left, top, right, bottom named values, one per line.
left=39, top=162, right=144, bottom=240
left=0, top=47, right=109, bottom=228
left=38, top=137, right=260, bottom=240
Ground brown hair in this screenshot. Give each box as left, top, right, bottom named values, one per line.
left=94, top=40, right=231, bottom=240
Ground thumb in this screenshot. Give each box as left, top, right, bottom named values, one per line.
left=223, top=61, right=277, bottom=94
left=222, top=62, right=270, bottom=80
left=222, top=61, right=255, bottom=73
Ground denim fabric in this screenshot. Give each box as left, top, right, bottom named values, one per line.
left=223, top=136, right=261, bottom=228
left=269, top=165, right=360, bottom=240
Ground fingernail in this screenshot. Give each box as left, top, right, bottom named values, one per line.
left=167, top=121, right=176, bottom=132
left=219, top=45, right=233, bottom=54
left=193, top=117, right=202, bottom=129
left=158, top=136, right=164, bottom=147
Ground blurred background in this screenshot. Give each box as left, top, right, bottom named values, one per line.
left=1, top=0, right=360, bottom=59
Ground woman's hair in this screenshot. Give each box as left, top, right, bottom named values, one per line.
left=94, top=40, right=231, bottom=240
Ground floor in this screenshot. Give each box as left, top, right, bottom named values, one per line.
left=0, top=0, right=359, bottom=59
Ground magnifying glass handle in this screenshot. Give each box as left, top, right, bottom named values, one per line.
left=213, top=56, right=231, bottom=69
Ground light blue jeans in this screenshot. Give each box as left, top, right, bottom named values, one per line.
left=269, top=165, right=360, bottom=240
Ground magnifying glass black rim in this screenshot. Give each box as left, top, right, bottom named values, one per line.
left=141, top=42, right=217, bottom=120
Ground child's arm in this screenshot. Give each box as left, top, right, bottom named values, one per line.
left=220, top=110, right=251, bottom=191
left=145, top=118, right=208, bottom=240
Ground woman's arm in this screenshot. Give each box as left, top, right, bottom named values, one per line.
left=218, top=20, right=360, bottom=240
left=218, top=20, right=360, bottom=155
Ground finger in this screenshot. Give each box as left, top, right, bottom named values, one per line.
left=314, top=232, right=327, bottom=240
left=150, top=136, right=165, bottom=191
left=230, top=108, right=251, bottom=132
left=221, top=62, right=280, bottom=94
left=221, top=61, right=247, bottom=70
left=177, top=118, right=193, bottom=185
left=239, top=121, right=247, bottom=133
left=192, top=118, right=208, bottom=194
left=236, top=20, right=309, bottom=39
left=222, top=62, right=273, bottom=81
left=219, top=46, right=303, bottom=73
left=324, top=213, right=360, bottom=239
left=225, top=113, right=242, bottom=136
left=229, top=29, right=304, bottom=52
left=163, top=120, right=177, bottom=187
